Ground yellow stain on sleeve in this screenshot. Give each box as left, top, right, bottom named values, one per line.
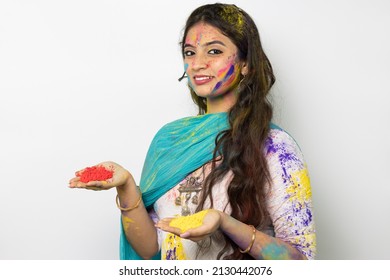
left=293, top=233, right=317, bottom=253
left=286, top=167, right=312, bottom=203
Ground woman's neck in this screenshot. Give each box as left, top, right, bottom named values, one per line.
left=206, top=90, right=237, bottom=114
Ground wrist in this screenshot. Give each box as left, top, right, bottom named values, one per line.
left=116, top=172, right=138, bottom=196
left=116, top=175, right=142, bottom=211
left=217, top=210, right=229, bottom=232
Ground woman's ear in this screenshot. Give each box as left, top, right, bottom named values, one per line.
left=241, top=61, right=249, bottom=76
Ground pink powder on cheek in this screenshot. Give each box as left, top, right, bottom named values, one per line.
left=212, top=64, right=239, bottom=93
left=217, top=63, right=233, bottom=77
left=217, top=55, right=237, bottom=77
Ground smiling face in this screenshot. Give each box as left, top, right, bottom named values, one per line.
left=183, top=22, right=247, bottom=103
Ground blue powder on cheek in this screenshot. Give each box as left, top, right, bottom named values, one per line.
left=225, top=64, right=235, bottom=78
left=185, top=62, right=194, bottom=89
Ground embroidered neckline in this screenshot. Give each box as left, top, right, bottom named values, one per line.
left=175, top=165, right=206, bottom=216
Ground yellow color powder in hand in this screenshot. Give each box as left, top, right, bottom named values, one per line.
left=169, top=210, right=209, bottom=233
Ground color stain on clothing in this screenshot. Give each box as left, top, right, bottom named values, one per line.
left=264, top=130, right=316, bottom=259
left=162, top=233, right=187, bottom=260
left=284, top=167, right=314, bottom=229
left=169, top=210, right=209, bottom=233
left=293, top=232, right=316, bottom=255
left=286, top=168, right=312, bottom=203
left=79, top=166, right=114, bottom=183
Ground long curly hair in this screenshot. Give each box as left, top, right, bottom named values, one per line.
left=181, top=3, right=275, bottom=259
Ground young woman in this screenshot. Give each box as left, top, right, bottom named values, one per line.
left=69, top=3, right=316, bottom=260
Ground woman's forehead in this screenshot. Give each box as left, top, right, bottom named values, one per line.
left=185, top=23, right=230, bottom=45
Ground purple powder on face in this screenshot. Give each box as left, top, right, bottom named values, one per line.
left=212, top=65, right=236, bottom=93
left=226, top=64, right=235, bottom=77
left=214, top=81, right=222, bottom=91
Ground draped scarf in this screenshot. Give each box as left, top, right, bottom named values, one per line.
left=120, top=112, right=229, bottom=259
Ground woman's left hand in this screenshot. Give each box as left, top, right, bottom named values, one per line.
left=155, top=209, right=222, bottom=242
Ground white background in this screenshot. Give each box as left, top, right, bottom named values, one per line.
left=0, top=0, right=389, bottom=260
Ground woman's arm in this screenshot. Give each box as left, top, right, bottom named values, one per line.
left=116, top=174, right=159, bottom=260
left=218, top=211, right=306, bottom=260
left=69, top=161, right=159, bottom=259
left=157, top=209, right=306, bottom=260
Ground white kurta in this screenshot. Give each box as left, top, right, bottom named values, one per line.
left=153, top=128, right=316, bottom=260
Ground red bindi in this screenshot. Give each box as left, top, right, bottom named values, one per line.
left=79, top=166, right=114, bottom=183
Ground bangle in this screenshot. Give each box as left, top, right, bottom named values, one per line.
left=116, top=194, right=142, bottom=211
left=239, top=225, right=256, bottom=254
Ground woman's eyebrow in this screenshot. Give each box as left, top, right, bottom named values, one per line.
left=183, top=40, right=226, bottom=49
left=183, top=43, right=195, bottom=49
left=204, top=40, right=226, bottom=47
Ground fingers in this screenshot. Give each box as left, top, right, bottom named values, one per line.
left=155, top=218, right=183, bottom=236
left=155, top=218, right=174, bottom=230
left=68, top=177, right=82, bottom=188
left=69, top=177, right=106, bottom=189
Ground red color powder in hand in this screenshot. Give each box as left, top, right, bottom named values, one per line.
left=79, top=166, right=114, bottom=183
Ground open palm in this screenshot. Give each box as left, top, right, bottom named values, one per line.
left=155, top=209, right=222, bottom=242
left=69, top=161, right=130, bottom=191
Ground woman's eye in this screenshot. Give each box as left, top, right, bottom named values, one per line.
left=184, top=50, right=195, bottom=57
left=208, top=49, right=223, bottom=55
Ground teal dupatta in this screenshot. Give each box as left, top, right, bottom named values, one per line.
left=120, top=112, right=229, bottom=260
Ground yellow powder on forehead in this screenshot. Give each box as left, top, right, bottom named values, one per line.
left=169, top=210, right=209, bottom=233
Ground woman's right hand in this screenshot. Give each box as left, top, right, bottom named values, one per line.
left=68, top=161, right=131, bottom=191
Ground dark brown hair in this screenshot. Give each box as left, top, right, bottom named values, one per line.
left=181, top=3, right=275, bottom=259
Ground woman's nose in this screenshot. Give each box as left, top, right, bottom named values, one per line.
left=191, top=54, right=209, bottom=71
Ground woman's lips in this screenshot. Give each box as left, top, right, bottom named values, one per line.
left=193, top=75, right=214, bottom=85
